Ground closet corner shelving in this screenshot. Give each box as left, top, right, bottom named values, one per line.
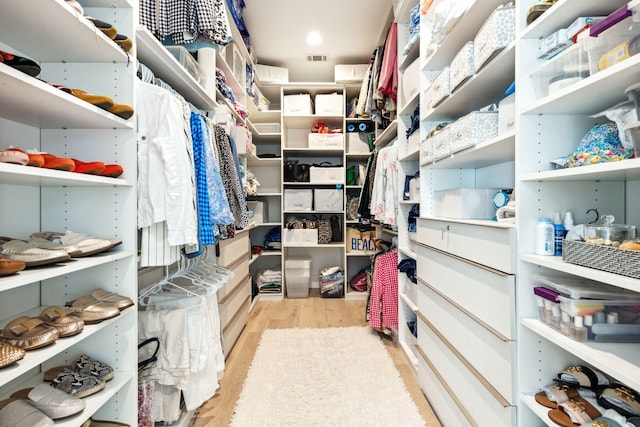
left=0, top=0, right=137, bottom=423
left=515, top=0, right=640, bottom=426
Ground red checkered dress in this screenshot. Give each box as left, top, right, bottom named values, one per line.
left=368, top=249, right=398, bottom=330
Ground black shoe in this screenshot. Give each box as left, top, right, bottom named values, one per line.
left=0, top=51, right=41, bottom=77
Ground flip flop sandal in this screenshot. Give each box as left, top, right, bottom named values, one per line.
left=85, top=17, right=118, bottom=39
left=535, top=383, right=596, bottom=409
left=0, top=150, right=29, bottom=165
left=70, top=159, right=105, bottom=175
left=41, top=153, right=76, bottom=171
left=44, top=354, right=114, bottom=382
left=0, top=398, right=54, bottom=426
left=90, top=288, right=134, bottom=311
left=0, top=316, right=60, bottom=350
left=597, top=384, right=640, bottom=418
left=555, top=365, right=610, bottom=389
left=109, top=103, right=134, bottom=120
left=6, top=148, right=45, bottom=167
left=577, top=416, right=625, bottom=427
left=39, top=306, right=85, bottom=338
left=65, top=295, right=120, bottom=324
left=48, top=368, right=105, bottom=398
left=98, top=164, right=124, bottom=178
left=0, top=51, right=41, bottom=77
left=69, top=89, right=115, bottom=111
left=0, top=341, right=26, bottom=368
left=548, top=397, right=602, bottom=427
left=11, top=384, right=85, bottom=419
left=113, top=34, right=133, bottom=53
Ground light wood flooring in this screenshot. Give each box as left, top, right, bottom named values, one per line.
left=192, top=290, right=442, bottom=426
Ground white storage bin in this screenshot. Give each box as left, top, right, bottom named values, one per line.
left=285, top=273, right=310, bottom=298
left=314, top=189, right=343, bottom=212
left=498, top=93, right=516, bottom=134
left=334, top=64, right=368, bottom=83
left=530, top=43, right=590, bottom=100
left=231, top=125, right=252, bottom=154
left=450, top=42, right=474, bottom=92
left=308, top=133, right=344, bottom=149
left=421, top=136, right=434, bottom=165
left=283, top=229, right=318, bottom=245
left=247, top=201, right=267, bottom=224
left=347, top=133, right=371, bottom=154
left=225, top=42, right=245, bottom=86
left=449, top=111, right=498, bottom=153
left=315, top=93, right=343, bottom=115
left=309, top=166, right=344, bottom=183
left=432, top=126, right=451, bottom=160
left=407, top=131, right=420, bottom=154
left=284, top=94, right=313, bottom=115
left=255, top=64, right=289, bottom=84
left=425, top=67, right=450, bottom=110
left=166, top=46, right=207, bottom=87
left=285, top=257, right=312, bottom=274
left=433, top=188, right=501, bottom=219
left=284, top=189, right=313, bottom=211
left=473, top=4, right=516, bottom=72
left=254, top=123, right=281, bottom=133
left=401, top=57, right=421, bottom=105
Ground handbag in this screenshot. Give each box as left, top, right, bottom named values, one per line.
left=284, top=160, right=310, bottom=182
left=317, top=219, right=332, bottom=244
left=346, top=224, right=376, bottom=254
left=349, top=268, right=369, bottom=292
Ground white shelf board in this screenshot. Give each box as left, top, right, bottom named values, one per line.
left=283, top=182, right=345, bottom=187
left=522, top=54, right=640, bottom=115
left=520, top=253, right=640, bottom=293
left=247, top=156, right=281, bottom=167
left=258, top=292, right=284, bottom=301
left=519, top=0, right=627, bottom=40
left=400, top=292, right=418, bottom=313
left=346, top=253, right=373, bottom=257
left=419, top=216, right=516, bottom=229
left=82, top=0, right=134, bottom=7
left=345, top=185, right=363, bottom=190
left=283, top=243, right=345, bottom=248
left=216, top=93, right=246, bottom=124
left=422, top=43, right=515, bottom=122
left=375, top=120, right=398, bottom=148
left=136, top=27, right=217, bottom=111
left=246, top=120, right=281, bottom=138
left=246, top=95, right=281, bottom=123
left=396, top=0, right=418, bottom=24
left=0, top=251, right=135, bottom=292
left=399, top=38, right=420, bottom=71
left=0, top=162, right=134, bottom=188
left=400, top=199, right=420, bottom=205
left=422, top=0, right=509, bottom=71
left=399, top=340, right=420, bottom=371
left=522, top=318, right=640, bottom=391
left=251, top=192, right=282, bottom=197
left=346, top=153, right=372, bottom=160
left=521, top=394, right=556, bottom=427
left=399, top=247, right=417, bottom=259
left=398, top=91, right=420, bottom=117
left=521, top=158, right=640, bottom=182
left=0, top=308, right=135, bottom=386
left=282, top=148, right=344, bottom=155
left=0, top=64, right=133, bottom=130
left=428, top=130, right=516, bottom=169
left=399, top=147, right=420, bottom=162
left=345, top=289, right=369, bottom=301
left=0, top=1, right=129, bottom=63
left=215, top=49, right=244, bottom=98
left=282, top=114, right=344, bottom=128
left=250, top=251, right=283, bottom=265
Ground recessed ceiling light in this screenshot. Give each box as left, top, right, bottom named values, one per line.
left=306, top=31, right=322, bottom=46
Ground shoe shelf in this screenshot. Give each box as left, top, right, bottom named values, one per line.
left=520, top=394, right=555, bottom=427
left=399, top=247, right=417, bottom=259
left=520, top=157, right=640, bottom=182
left=0, top=162, right=134, bottom=188
left=135, top=26, right=217, bottom=111
left=522, top=318, right=640, bottom=392
left=345, top=288, right=369, bottom=301
left=421, top=43, right=515, bottom=122
left=245, top=97, right=281, bottom=124
left=374, top=119, right=398, bottom=148
left=398, top=90, right=419, bottom=117
left=246, top=156, right=281, bottom=167
left=0, top=251, right=135, bottom=293
left=0, top=64, right=132, bottom=130
left=0, top=307, right=134, bottom=387
left=282, top=114, right=344, bottom=128
left=427, top=130, right=515, bottom=169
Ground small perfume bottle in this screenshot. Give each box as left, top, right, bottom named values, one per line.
left=561, top=311, right=574, bottom=336
left=573, top=316, right=588, bottom=341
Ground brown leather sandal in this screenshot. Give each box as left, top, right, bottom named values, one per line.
left=0, top=316, right=59, bottom=350
left=39, top=306, right=85, bottom=338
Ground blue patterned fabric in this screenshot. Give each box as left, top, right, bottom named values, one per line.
left=191, top=113, right=216, bottom=245
left=552, top=122, right=634, bottom=168
left=201, top=119, right=235, bottom=227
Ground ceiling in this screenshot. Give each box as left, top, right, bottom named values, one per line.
left=241, top=0, right=394, bottom=83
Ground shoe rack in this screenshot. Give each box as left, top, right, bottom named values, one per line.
left=0, top=0, right=137, bottom=425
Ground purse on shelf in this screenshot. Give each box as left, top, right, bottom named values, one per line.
left=284, top=160, right=310, bottom=182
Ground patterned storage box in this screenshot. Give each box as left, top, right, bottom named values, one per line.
left=449, top=111, right=498, bottom=153
left=563, top=240, right=640, bottom=279
left=450, top=41, right=474, bottom=92
left=420, top=136, right=433, bottom=165
left=425, top=67, right=450, bottom=110
left=473, top=5, right=515, bottom=73
left=432, top=126, right=451, bottom=160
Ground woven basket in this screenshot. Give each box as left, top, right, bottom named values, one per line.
left=562, top=240, right=640, bottom=279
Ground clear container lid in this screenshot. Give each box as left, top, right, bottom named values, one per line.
left=531, top=273, right=640, bottom=300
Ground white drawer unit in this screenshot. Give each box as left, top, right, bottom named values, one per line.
left=218, top=272, right=251, bottom=331
left=222, top=283, right=251, bottom=358
left=216, top=232, right=250, bottom=267
left=416, top=313, right=515, bottom=427
left=217, top=251, right=250, bottom=303
left=417, top=218, right=515, bottom=274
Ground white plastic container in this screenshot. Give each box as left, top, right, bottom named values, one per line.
left=285, top=257, right=312, bottom=298
left=536, top=217, right=555, bottom=255
left=433, top=188, right=500, bottom=219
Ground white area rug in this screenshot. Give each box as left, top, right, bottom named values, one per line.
left=231, top=326, right=426, bottom=427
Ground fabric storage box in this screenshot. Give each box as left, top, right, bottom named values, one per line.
left=449, top=110, right=498, bottom=153
left=473, top=4, right=516, bottom=72
left=283, top=229, right=318, bottom=245
left=334, top=64, right=368, bottom=83
left=407, top=131, right=420, bottom=154
left=255, top=64, right=289, bottom=84
left=432, top=126, right=451, bottom=160
left=433, top=188, right=501, bottom=219
left=315, top=93, right=343, bottom=115
left=284, top=189, right=313, bottom=211
left=308, top=133, right=344, bottom=149
left=420, top=135, right=434, bottom=165
left=314, top=189, right=343, bottom=212
left=225, top=42, right=245, bottom=85
left=530, top=44, right=590, bottom=100
left=401, top=57, right=420, bottom=105
left=247, top=201, right=267, bottom=224
left=231, top=125, right=252, bottom=154
left=166, top=46, right=207, bottom=87
left=283, top=94, right=313, bottom=115
left=309, top=165, right=344, bottom=183
left=581, top=1, right=640, bottom=76
left=254, top=122, right=281, bottom=133
left=450, top=41, right=474, bottom=92
left=425, top=67, right=450, bottom=110
left=347, top=132, right=371, bottom=154
left=498, top=93, right=516, bottom=134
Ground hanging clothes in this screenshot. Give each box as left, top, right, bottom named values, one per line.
left=368, top=249, right=399, bottom=331
left=377, top=22, right=398, bottom=101
left=370, top=143, right=399, bottom=226
left=357, top=149, right=379, bottom=221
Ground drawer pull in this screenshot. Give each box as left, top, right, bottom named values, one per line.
left=417, top=311, right=511, bottom=408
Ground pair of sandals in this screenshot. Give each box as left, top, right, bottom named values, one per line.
left=535, top=365, right=640, bottom=426
left=65, top=0, right=132, bottom=53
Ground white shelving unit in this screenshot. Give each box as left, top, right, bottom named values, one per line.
left=0, top=0, right=137, bottom=424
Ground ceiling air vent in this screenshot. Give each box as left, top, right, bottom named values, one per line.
left=307, top=55, right=328, bottom=62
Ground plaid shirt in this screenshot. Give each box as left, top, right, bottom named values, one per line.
left=369, top=249, right=398, bottom=330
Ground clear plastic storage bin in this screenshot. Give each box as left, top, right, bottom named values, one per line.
left=530, top=43, right=590, bottom=99
left=165, top=46, right=207, bottom=87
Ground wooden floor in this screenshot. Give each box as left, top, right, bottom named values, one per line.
left=192, top=290, right=442, bottom=427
